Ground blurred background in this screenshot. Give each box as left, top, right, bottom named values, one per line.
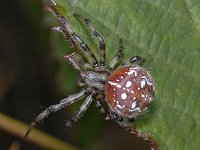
left=0, top=0, right=150, bottom=149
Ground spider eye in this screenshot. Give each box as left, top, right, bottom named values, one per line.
left=105, top=66, right=155, bottom=119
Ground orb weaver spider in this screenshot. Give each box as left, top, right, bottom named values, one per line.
left=25, top=0, right=155, bottom=138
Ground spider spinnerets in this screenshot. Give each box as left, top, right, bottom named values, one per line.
left=25, top=0, right=155, bottom=138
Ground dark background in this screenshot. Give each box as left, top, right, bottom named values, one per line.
left=0, top=0, right=149, bottom=149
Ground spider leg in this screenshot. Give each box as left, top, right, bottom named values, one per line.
left=96, top=93, right=115, bottom=121
left=65, top=93, right=94, bottom=128
left=95, top=94, right=106, bottom=114
left=52, top=26, right=77, bottom=50
left=110, top=111, right=123, bottom=122
left=95, top=100, right=106, bottom=114
left=109, top=39, right=124, bottom=70
left=47, top=2, right=99, bottom=67
left=74, top=14, right=106, bottom=67
left=24, top=88, right=88, bottom=138
left=123, top=56, right=145, bottom=66
left=64, top=52, right=82, bottom=71
left=52, top=27, right=93, bottom=71
left=64, top=52, right=92, bottom=71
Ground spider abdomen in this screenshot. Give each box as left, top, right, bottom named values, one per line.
left=105, top=65, right=154, bottom=119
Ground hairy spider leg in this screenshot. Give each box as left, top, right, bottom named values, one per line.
left=52, top=26, right=93, bottom=71
left=24, top=88, right=88, bottom=138
left=123, top=56, right=145, bottom=66
left=47, top=3, right=99, bottom=67
left=109, top=39, right=124, bottom=70
left=95, top=93, right=106, bottom=114
left=66, top=93, right=94, bottom=127
left=64, top=52, right=86, bottom=71
left=95, top=100, right=105, bottom=113
left=52, top=26, right=77, bottom=49
left=74, top=13, right=106, bottom=67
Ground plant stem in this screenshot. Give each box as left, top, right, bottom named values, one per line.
left=0, top=113, right=78, bottom=150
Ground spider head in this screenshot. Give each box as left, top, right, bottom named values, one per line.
left=80, top=70, right=109, bottom=92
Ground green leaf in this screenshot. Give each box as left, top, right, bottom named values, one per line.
left=53, top=0, right=200, bottom=149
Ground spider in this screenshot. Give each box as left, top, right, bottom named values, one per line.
left=25, top=0, right=155, bottom=138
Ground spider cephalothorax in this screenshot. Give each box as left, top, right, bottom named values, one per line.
left=25, top=0, right=155, bottom=138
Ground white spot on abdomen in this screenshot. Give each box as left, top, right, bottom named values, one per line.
left=126, top=81, right=132, bottom=88
left=140, top=79, right=146, bottom=88
left=141, top=76, right=153, bottom=86
left=116, top=101, right=125, bottom=109
left=129, top=101, right=141, bottom=112
left=128, top=68, right=137, bottom=76
left=108, top=81, right=122, bottom=88
left=121, top=93, right=127, bottom=99
left=131, top=101, right=136, bottom=109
